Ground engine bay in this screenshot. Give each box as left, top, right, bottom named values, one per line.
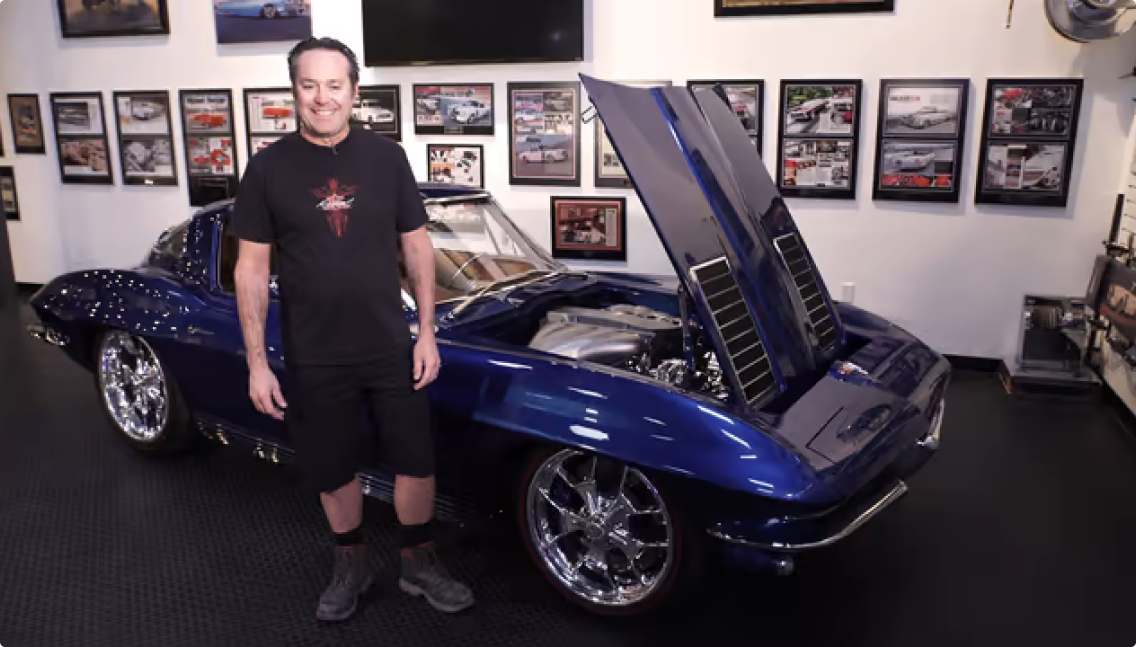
left=527, top=303, right=728, bottom=399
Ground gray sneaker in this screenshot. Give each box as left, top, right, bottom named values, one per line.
left=316, top=544, right=374, bottom=622
left=398, top=543, right=474, bottom=613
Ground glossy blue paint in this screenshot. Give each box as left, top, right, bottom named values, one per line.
left=26, top=84, right=949, bottom=557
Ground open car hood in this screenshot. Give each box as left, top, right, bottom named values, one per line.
left=580, top=75, right=846, bottom=408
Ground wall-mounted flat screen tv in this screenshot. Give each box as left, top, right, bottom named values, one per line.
left=361, top=0, right=584, bottom=67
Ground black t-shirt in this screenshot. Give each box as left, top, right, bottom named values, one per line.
left=229, top=129, right=428, bottom=367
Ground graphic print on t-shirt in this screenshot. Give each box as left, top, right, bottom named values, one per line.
left=310, top=178, right=358, bottom=237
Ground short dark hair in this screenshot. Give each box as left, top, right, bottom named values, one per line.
left=287, top=37, right=360, bottom=88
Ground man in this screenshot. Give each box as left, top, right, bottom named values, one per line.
left=230, top=36, right=474, bottom=621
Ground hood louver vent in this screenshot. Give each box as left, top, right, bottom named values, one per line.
left=691, top=257, right=777, bottom=403
left=773, top=233, right=837, bottom=350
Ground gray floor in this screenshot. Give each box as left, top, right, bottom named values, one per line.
left=2, top=300, right=1136, bottom=646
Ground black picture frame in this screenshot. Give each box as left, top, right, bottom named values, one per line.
left=426, top=143, right=485, bottom=189
left=687, top=79, right=765, bottom=155
left=715, top=0, right=894, bottom=16
left=352, top=85, right=402, bottom=141
left=111, top=90, right=178, bottom=187
left=57, top=0, right=171, bottom=38
left=7, top=94, right=47, bottom=155
left=549, top=196, right=628, bottom=261
left=49, top=91, right=114, bottom=185
left=974, top=78, right=1084, bottom=208
left=1, top=166, right=19, bottom=221
left=508, top=81, right=581, bottom=187
left=243, top=87, right=297, bottom=161
left=179, top=88, right=240, bottom=207
left=872, top=78, right=970, bottom=203
left=593, top=80, right=672, bottom=189
left=776, top=79, right=862, bottom=200
left=412, top=83, right=494, bottom=136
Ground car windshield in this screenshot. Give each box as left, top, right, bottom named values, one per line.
left=418, top=195, right=565, bottom=301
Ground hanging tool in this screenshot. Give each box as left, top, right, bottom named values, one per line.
left=1007, top=0, right=1015, bottom=27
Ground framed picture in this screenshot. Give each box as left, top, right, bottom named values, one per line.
left=873, top=79, right=970, bottom=203
left=57, top=0, right=170, bottom=38
left=112, top=90, right=177, bottom=187
left=776, top=80, right=862, bottom=199
left=715, top=0, right=894, bottom=16
left=49, top=92, right=113, bottom=185
left=214, top=0, right=311, bottom=44
left=180, top=89, right=240, bottom=206
left=508, top=81, right=581, bottom=187
left=243, top=88, right=296, bottom=159
left=975, top=78, right=1083, bottom=207
left=352, top=85, right=401, bottom=141
left=550, top=196, right=627, bottom=261
left=687, top=79, right=764, bottom=154
left=592, top=80, right=672, bottom=189
left=413, top=84, right=494, bottom=136
left=7, top=94, right=46, bottom=154
left=427, top=144, right=484, bottom=189
left=1, top=167, right=18, bottom=221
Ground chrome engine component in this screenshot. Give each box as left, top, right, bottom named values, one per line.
left=529, top=304, right=727, bottom=398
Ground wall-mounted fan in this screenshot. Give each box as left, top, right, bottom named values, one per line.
left=1046, top=0, right=1136, bottom=42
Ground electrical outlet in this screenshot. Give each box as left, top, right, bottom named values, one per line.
left=842, top=282, right=855, bottom=304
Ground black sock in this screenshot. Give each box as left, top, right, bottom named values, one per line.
left=399, top=520, right=433, bottom=549
left=335, top=524, right=363, bottom=547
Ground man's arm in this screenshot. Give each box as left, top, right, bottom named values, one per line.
left=234, top=239, right=286, bottom=418
left=401, top=226, right=436, bottom=331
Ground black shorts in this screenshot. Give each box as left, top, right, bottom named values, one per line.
left=284, top=352, right=434, bottom=493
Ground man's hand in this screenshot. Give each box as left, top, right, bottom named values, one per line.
left=249, top=364, right=287, bottom=420
left=413, top=331, right=441, bottom=390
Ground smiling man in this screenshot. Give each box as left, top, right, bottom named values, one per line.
left=229, top=37, right=474, bottom=621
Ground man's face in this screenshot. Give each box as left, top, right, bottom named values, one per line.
left=293, top=48, right=356, bottom=138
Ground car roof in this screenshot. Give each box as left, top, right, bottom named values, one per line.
left=195, top=181, right=487, bottom=217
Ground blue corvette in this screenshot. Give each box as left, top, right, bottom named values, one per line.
left=26, top=76, right=948, bottom=616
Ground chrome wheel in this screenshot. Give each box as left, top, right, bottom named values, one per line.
left=526, top=449, right=675, bottom=608
left=97, top=331, right=169, bottom=443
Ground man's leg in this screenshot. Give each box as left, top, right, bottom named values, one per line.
left=288, top=365, right=374, bottom=622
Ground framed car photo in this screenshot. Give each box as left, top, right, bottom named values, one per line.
left=243, top=87, right=296, bottom=159
left=687, top=79, right=764, bottom=154
left=427, top=143, right=484, bottom=189
left=777, top=80, right=862, bottom=199
left=1, top=166, right=19, bottom=221
left=593, top=80, right=671, bottom=189
left=508, top=81, right=581, bottom=187
left=975, top=78, right=1083, bottom=207
left=715, top=0, right=894, bottom=16
left=352, top=85, right=401, bottom=141
left=549, top=196, right=627, bottom=262
left=57, top=0, right=170, bottom=38
left=180, top=89, right=240, bottom=206
left=7, top=94, right=46, bottom=155
left=873, top=78, right=970, bottom=203
left=413, top=84, right=493, bottom=136
left=49, top=91, right=114, bottom=185
left=112, top=90, right=178, bottom=187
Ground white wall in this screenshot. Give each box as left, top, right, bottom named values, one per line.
left=2, top=0, right=1136, bottom=359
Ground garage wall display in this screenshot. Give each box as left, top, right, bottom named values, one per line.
left=214, top=0, right=312, bottom=44
left=243, top=88, right=297, bottom=158
left=592, top=80, right=672, bottom=189
left=872, top=79, right=970, bottom=203
left=413, top=84, right=494, bottom=136
left=777, top=80, right=862, bottom=199
left=427, top=144, right=484, bottom=189
left=49, top=92, right=113, bottom=185
left=508, top=81, right=581, bottom=187
left=1, top=167, right=18, bottom=221
left=549, top=196, right=627, bottom=261
left=112, top=91, right=177, bottom=187
left=975, top=78, right=1083, bottom=207
left=57, top=0, right=170, bottom=38
left=715, top=0, right=894, bottom=16
left=180, top=89, right=240, bottom=207
left=7, top=94, right=46, bottom=155
left=352, top=85, right=401, bottom=141
left=687, top=80, right=764, bottom=153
